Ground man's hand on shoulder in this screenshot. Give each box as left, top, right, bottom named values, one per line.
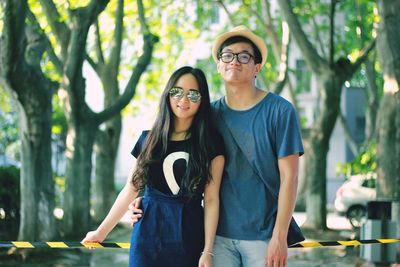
left=128, top=197, right=143, bottom=227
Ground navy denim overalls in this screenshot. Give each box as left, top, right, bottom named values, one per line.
left=129, top=186, right=204, bottom=267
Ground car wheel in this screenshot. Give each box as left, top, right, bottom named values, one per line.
left=346, top=205, right=367, bottom=228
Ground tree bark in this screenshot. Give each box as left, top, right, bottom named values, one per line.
left=0, top=0, right=57, bottom=241
left=93, top=124, right=119, bottom=222
left=305, top=73, right=342, bottom=229
left=364, top=57, right=380, bottom=143
left=376, top=0, right=400, bottom=251
left=63, top=122, right=97, bottom=237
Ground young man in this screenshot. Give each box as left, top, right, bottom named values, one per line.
left=130, top=26, right=304, bottom=267
left=209, top=25, right=304, bottom=267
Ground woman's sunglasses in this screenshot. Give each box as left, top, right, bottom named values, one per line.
left=169, top=87, right=202, bottom=103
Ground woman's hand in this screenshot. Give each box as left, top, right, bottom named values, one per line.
left=82, top=230, right=106, bottom=243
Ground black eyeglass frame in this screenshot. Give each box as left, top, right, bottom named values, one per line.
left=169, top=87, right=202, bottom=103
left=218, top=52, right=255, bottom=64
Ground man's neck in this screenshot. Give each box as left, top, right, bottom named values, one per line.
left=224, top=83, right=268, bottom=110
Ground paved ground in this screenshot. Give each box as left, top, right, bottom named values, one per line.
left=290, top=212, right=399, bottom=267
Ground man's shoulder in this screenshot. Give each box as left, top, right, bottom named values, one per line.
left=264, top=92, right=295, bottom=111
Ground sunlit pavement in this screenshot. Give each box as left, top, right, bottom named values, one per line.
left=293, top=211, right=353, bottom=230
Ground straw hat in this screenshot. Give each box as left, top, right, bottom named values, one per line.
left=212, top=25, right=268, bottom=67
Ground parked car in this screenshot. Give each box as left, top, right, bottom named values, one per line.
left=334, top=173, right=376, bottom=228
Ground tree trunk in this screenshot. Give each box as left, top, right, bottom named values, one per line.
left=91, top=0, right=123, bottom=221
left=17, top=83, right=56, bottom=241
left=63, top=122, right=97, bottom=238
left=364, top=57, right=380, bottom=143
left=376, top=0, right=400, bottom=254
left=376, top=95, right=400, bottom=197
left=93, top=116, right=121, bottom=222
left=0, top=0, right=57, bottom=241
left=304, top=74, right=341, bottom=229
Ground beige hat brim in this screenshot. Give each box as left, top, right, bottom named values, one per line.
left=212, top=25, right=267, bottom=67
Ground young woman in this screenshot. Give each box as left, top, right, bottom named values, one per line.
left=82, top=66, right=225, bottom=267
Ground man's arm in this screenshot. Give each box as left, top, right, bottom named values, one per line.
left=266, top=154, right=299, bottom=267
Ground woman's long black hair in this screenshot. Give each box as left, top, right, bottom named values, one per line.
left=131, top=66, right=213, bottom=196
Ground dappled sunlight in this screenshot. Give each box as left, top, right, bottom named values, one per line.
left=65, top=128, right=75, bottom=159
left=383, top=74, right=399, bottom=94
left=53, top=207, right=64, bottom=220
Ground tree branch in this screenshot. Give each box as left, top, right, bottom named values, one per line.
left=309, top=2, right=327, bottom=58
left=108, top=0, right=124, bottom=72
left=273, top=21, right=290, bottom=95
left=136, top=0, right=150, bottom=33
left=216, top=0, right=236, bottom=26
left=38, top=0, right=71, bottom=55
left=347, top=38, right=376, bottom=79
left=363, top=56, right=379, bottom=143
left=94, top=19, right=105, bottom=64
left=277, top=0, right=327, bottom=74
left=329, top=0, right=337, bottom=68
left=0, top=0, right=27, bottom=86
left=26, top=8, right=63, bottom=76
left=94, top=0, right=158, bottom=123
left=85, top=54, right=99, bottom=73
left=62, top=0, right=109, bottom=116
left=243, top=0, right=281, bottom=62
left=338, top=110, right=359, bottom=156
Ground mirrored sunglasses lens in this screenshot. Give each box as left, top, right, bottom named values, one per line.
left=169, top=88, right=183, bottom=98
left=188, top=91, right=201, bottom=103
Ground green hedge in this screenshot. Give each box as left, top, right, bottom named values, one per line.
left=0, top=166, right=20, bottom=239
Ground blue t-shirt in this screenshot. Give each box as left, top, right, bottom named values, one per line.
left=211, top=92, right=304, bottom=243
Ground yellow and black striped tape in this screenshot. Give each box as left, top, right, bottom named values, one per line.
left=289, top=238, right=400, bottom=248
left=1, top=238, right=399, bottom=249
left=0, top=241, right=130, bottom=249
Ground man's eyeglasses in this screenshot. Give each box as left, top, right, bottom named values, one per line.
left=218, top=52, right=254, bottom=64
left=169, top=87, right=202, bottom=103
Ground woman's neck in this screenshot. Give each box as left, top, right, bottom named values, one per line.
left=171, top=119, right=192, bottom=140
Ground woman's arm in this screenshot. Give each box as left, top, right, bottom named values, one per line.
left=82, top=164, right=139, bottom=243
left=199, top=155, right=225, bottom=266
